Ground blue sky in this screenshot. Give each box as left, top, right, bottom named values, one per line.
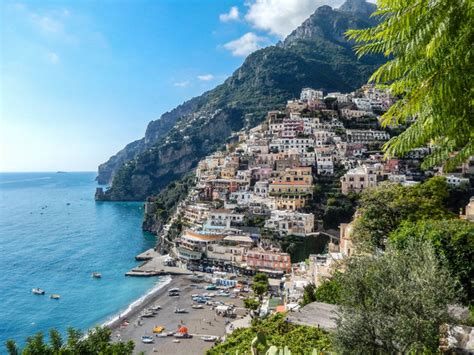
left=1, top=0, right=346, bottom=172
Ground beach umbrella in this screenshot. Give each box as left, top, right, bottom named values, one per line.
left=178, top=326, right=188, bottom=334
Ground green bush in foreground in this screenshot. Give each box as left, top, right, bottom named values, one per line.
left=6, top=327, right=134, bottom=355
left=334, top=239, right=460, bottom=353
left=207, top=314, right=332, bottom=355
left=389, top=218, right=474, bottom=303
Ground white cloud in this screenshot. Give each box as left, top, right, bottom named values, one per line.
left=245, top=0, right=344, bottom=38
left=173, top=81, right=190, bottom=88
left=47, top=51, right=60, bottom=64
left=219, top=6, right=240, bottom=22
left=223, top=32, right=269, bottom=57
left=197, top=74, right=215, bottom=81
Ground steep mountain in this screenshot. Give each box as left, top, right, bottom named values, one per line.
left=97, top=0, right=384, bottom=201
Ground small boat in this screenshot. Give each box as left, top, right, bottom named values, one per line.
left=156, top=333, right=167, bottom=338
left=174, top=308, right=187, bottom=314
left=141, top=335, right=154, bottom=344
left=192, top=304, right=204, bottom=309
left=150, top=306, right=161, bottom=311
left=166, top=331, right=174, bottom=336
left=50, top=294, right=60, bottom=299
left=92, top=272, right=102, bottom=279
left=201, top=336, right=218, bottom=342
left=169, top=287, right=181, bottom=292
left=32, top=288, right=45, bottom=295
left=174, top=333, right=192, bottom=339
left=141, top=312, right=155, bottom=318
left=173, top=339, right=180, bottom=343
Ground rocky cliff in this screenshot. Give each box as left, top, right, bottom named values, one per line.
left=97, top=0, right=384, bottom=201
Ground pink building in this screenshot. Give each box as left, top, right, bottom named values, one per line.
left=244, top=250, right=291, bottom=273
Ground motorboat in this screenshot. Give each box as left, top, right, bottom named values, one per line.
left=141, top=336, right=154, bottom=344
left=156, top=333, right=167, bottom=338
left=150, top=306, right=161, bottom=311
left=32, top=288, right=45, bottom=295
left=92, top=272, right=102, bottom=279
left=174, top=308, right=187, bottom=314
left=50, top=294, right=60, bottom=299
left=192, top=304, right=204, bottom=309
left=169, top=287, right=180, bottom=293
left=168, top=291, right=179, bottom=297
left=201, top=336, right=218, bottom=342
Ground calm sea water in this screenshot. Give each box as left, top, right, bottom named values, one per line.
left=0, top=172, right=160, bottom=347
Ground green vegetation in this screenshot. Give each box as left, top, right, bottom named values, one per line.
left=322, top=193, right=357, bottom=229
left=6, top=327, right=134, bottom=355
left=252, top=273, right=269, bottom=300
left=300, top=283, right=317, bottom=307
left=207, top=314, right=332, bottom=355
left=352, top=176, right=454, bottom=250
left=244, top=298, right=260, bottom=312
left=347, top=0, right=474, bottom=170
left=142, top=173, right=195, bottom=233
left=334, top=239, right=459, bottom=353
left=314, top=276, right=342, bottom=305
left=390, top=219, right=474, bottom=303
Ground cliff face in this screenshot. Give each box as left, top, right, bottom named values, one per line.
left=97, top=95, right=206, bottom=184
left=97, top=0, right=384, bottom=201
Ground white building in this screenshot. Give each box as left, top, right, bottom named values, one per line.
left=300, top=88, right=324, bottom=101
left=264, top=210, right=314, bottom=237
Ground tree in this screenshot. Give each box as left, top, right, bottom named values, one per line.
left=314, top=276, right=342, bottom=305
left=254, top=273, right=269, bottom=284
left=390, top=219, right=474, bottom=302
left=244, top=298, right=260, bottom=312
left=6, top=326, right=134, bottom=355
left=300, top=283, right=317, bottom=306
left=334, top=239, right=460, bottom=353
left=352, top=177, right=453, bottom=250
left=347, top=0, right=474, bottom=170
left=252, top=273, right=269, bottom=301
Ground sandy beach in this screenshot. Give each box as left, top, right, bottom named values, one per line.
left=108, top=275, right=247, bottom=354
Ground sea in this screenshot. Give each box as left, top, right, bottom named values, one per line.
left=0, top=172, right=164, bottom=348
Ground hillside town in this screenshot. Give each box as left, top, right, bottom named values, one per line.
left=143, top=84, right=472, bottom=313
left=105, top=84, right=473, bottom=354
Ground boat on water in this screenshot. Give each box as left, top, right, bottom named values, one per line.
left=92, top=272, right=102, bottom=278
left=50, top=294, right=60, bottom=299
left=141, top=336, right=154, bottom=344
left=192, top=304, right=204, bottom=309
left=32, top=288, right=45, bottom=295
left=201, top=336, right=218, bottom=342
left=174, top=307, right=187, bottom=314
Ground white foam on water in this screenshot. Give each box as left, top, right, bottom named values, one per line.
left=101, top=276, right=172, bottom=328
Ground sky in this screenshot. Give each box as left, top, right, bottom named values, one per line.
left=0, top=0, right=352, bottom=172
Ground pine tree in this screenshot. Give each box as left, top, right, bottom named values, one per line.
left=347, top=0, right=474, bottom=170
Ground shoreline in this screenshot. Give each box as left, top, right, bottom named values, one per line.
left=103, top=275, right=173, bottom=330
